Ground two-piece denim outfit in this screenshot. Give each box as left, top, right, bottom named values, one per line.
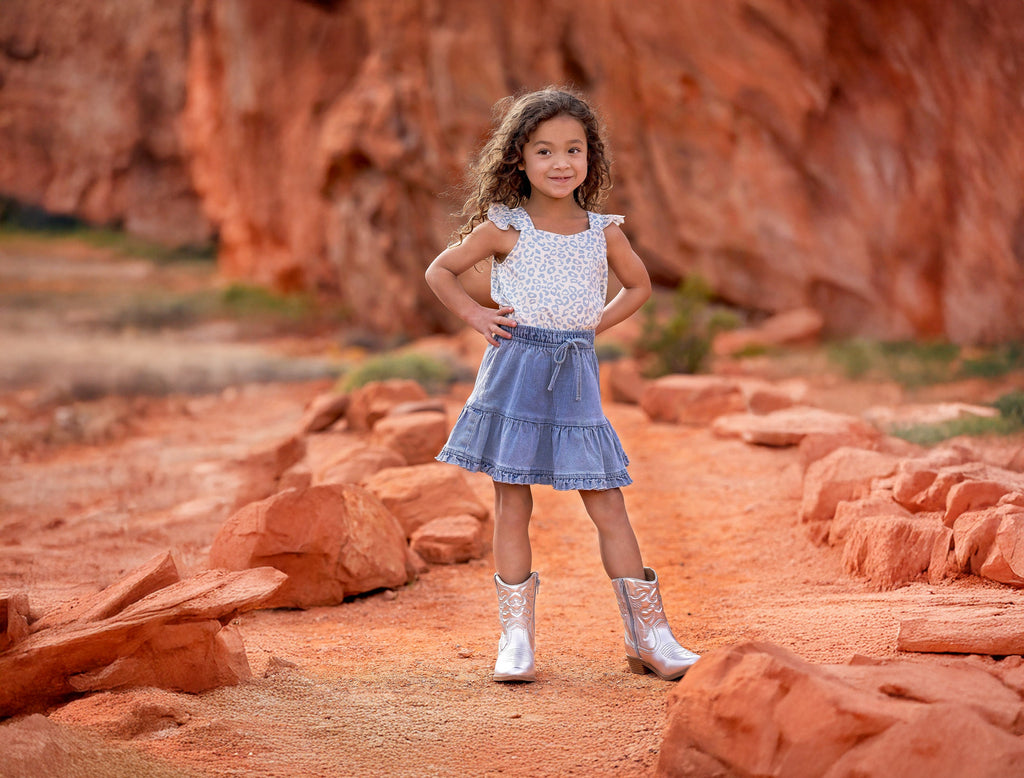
left=436, top=203, right=632, bottom=491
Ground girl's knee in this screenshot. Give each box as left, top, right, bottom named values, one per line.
left=494, top=482, right=533, bottom=531
left=580, top=487, right=625, bottom=515
left=494, top=481, right=532, bottom=498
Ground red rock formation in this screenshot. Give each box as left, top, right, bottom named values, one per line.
left=345, top=379, right=429, bottom=432
left=0, top=553, right=285, bottom=717
left=372, top=410, right=449, bottom=465
left=657, top=642, right=1024, bottom=777
left=4, top=1, right=1024, bottom=341
left=641, top=375, right=747, bottom=425
left=0, top=0, right=210, bottom=245
left=410, top=514, right=488, bottom=565
left=795, top=439, right=1024, bottom=590
left=361, top=462, right=489, bottom=536
left=899, top=608, right=1024, bottom=655
left=209, top=484, right=411, bottom=608
left=124, top=0, right=1024, bottom=342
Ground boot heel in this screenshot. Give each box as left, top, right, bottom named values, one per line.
left=626, top=655, right=650, bottom=675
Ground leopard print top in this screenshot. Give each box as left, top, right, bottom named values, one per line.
left=488, top=203, right=624, bottom=330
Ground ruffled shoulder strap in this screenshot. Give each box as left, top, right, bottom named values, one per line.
left=589, top=212, right=625, bottom=231
left=488, top=203, right=531, bottom=231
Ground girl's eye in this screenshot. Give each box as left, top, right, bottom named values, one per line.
left=569, top=147, right=583, bottom=154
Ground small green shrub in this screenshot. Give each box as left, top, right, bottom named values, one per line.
left=992, top=389, right=1024, bottom=426
left=108, top=283, right=344, bottom=333
left=112, top=294, right=212, bottom=330
left=890, top=389, right=1024, bottom=445
left=827, top=339, right=1024, bottom=387
left=75, top=228, right=216, bottom=263
left=825, top=338, right=874, bottom=380
left=890, top=415, right=1016, bottom=446
left=341, top=352, right=466, bottom=393
left=0, top=198, right=216, bottom=263
left=827, top=339, right=960, bottom=386
left=219, top=283, right=312, bottom=319
left=635, top=276, right=739, bottom=377
left=960, top=343, right=1024, bottom=379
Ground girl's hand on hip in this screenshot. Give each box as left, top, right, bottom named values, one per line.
left=470, top=306, right=516, bottom=347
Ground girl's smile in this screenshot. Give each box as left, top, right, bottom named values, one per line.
left=518, top=115, right=589, bottom=202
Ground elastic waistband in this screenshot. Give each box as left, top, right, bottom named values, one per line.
left=503, top=324, right=595, bottom=349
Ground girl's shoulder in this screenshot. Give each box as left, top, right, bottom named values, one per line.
left=588, top=212, right=625, bottom=231
left=487, top=203, right=532, bottom=232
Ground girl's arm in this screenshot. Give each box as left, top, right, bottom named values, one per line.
left=597, top=224, right=652, bottom=335
left=425, top=222, right=519, bottom=347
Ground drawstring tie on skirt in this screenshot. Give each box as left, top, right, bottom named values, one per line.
left=547, top=338, right=590, bottom=401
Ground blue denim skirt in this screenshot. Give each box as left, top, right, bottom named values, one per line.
left=436, top=324, right=632, bottom=491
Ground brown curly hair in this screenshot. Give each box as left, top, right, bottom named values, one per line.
left=453, top=87, right=613, bottom=244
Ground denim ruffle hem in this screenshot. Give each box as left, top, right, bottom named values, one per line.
left=436, top=324, right=632, bottom=491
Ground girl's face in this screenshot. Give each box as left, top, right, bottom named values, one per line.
left=518, top=114, right=588, bottom=204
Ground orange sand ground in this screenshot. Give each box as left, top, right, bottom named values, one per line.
left=0, top=237, right=1017, bottom=776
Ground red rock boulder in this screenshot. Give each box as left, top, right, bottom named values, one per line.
left=362, top=463, right=489, bottom=537
left=209, top=485, right=411, bottom=608
left=0, top=593, right=30, bottom=652
left=316, top=445, right=407, bottom=486
left=799, top=447, right=900, bottom=529
left=0, top=553, right=285, bottom=718
left=657, top=642, right=1024, bottom=778
left=297, top=390, right=350, bottom=434
left=841, top=513, right=952, bottom=590
left=231, top=434, right=307, bottom=510
left=640, top=375, right=745, bottom=425
left=899, top=607, right=1024, bottom=656
left=372, top=410, right=448, bottom=466
left=410, top=515, right=488, bottom=565
left=345, top=380, right=428, bottom=432
left=712, top=308, right=824, bottom=356
left=714, top=406, right=878, bottom=448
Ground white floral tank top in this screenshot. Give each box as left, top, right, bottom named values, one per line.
left=487, top=203, right=625, bottom=330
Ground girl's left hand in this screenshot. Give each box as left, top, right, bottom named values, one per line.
left=473, top=305, right=516, bottom=347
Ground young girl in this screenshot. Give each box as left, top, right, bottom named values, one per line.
left=425, top=87, right=699, bottom=683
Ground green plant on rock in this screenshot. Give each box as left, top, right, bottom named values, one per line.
left=992, top=389, right=1024, bottom=426
left=219, top=283, right=313, bottom=320
left=341, top=351, right=466, bottom=394
left=826, top=339, right=961, bottom=387
left=827, top=339, right=1024, bottom=387
left=960, top=343, right=1024, bottom=379
left=0, top=198, right=216, bottom=263
left=890, top=389, right=1024, bottom=445
left=635, top=275, right=739, bottom=377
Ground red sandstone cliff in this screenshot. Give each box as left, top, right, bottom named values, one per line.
left=0, top=0, right=209, bottom=246
left=2, top=0, right=1024, bottom=342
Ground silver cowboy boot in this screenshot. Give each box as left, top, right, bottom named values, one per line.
left=493, top=571, right=539, bottom=682
left=612, top=567, right=699, bottom=680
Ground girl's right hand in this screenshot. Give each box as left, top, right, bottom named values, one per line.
left=471, top=305, right=516, bottom=347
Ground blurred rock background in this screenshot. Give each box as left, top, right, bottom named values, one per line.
left=2, top=0, right=1023, bottom=343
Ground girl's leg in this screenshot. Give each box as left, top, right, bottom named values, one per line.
left=493, top=481, right=534, bottom=584
left=579, top=488, right=644, bottom=580
left=581, top=489, right=700, bottom=680
left=491, top=481, right=539, bottom=682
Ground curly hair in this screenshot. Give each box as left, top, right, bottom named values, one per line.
left=453, top=87, right=613, bottom=244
